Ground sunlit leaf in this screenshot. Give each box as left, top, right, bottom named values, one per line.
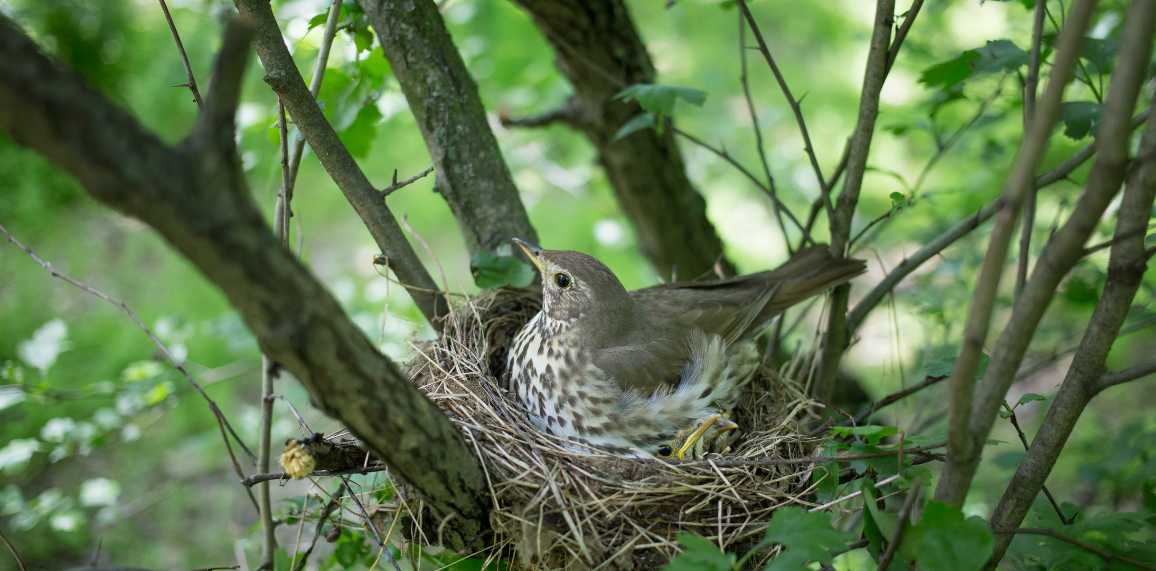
left=340, top=103, right=382, bottom=158
left=614, top=113, right=657, bottom=141
left=470, top=250, right=535, bottom=289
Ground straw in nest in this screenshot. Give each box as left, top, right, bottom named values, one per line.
left=401, top=290, right=827, bottom=569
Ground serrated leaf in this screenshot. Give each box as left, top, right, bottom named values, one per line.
left=1080, top=37, right=1118, bottom=75
left=663, top=533, right=735, bottom=571
left=614, top=84, right=706, bottom=116
left=307, top=12, right=330, bottom=30
left=1060, top=101, right=1102, bottom=140
left=908, top=501, right=994, bottom=571
left=1015, top=393, right=1047, bottom=408
left=973, top=39, right=1029, bottom=74
left=762, top=507, right=853, bottom=571
left=613, top=113, right=656, bottom=141
left=470, top=251, right=535, bottom=289
left=918, top=51, right=980, bottom=89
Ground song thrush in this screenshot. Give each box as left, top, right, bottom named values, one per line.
left=507, top=239, right=865, bottom=460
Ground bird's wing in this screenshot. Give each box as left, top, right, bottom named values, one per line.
left=631, top=245, right=866, bottom=341
left=591, top=335, right=691, bottom=395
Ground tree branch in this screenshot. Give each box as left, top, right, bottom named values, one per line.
left=986, top=91, right=1156, bottom=565
left=813, top=0, right=895, bottom=403
left=233, top=0, right=448, bottom=326
left=933, top=0, right=1096, bottom=506
left=509, top=0, right=733, bottom=279
left=360, top=0, right=538, bottom=260
left=1096, top=357, right=1156, bottom=392
left=1005, top=528, right=1156, bottom=571
left=157, top=0, right=203, bottom=108
left=939, top=0, right=1151, bottom=506
left=846, top=108, right=1152, bottom=332
left=1014, top=0, right=1049, bottom=301
left=0, top=14, right=489, bottom=548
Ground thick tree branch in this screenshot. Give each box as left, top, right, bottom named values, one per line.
left=813, top=0, right=895, bottom=404
left=986, top=77, right=1156, bottom=566
left=233, top=0, right=448, bottom=326
left=359, top=0, right=538, bottom=259
left=0, top=14, right=489, bottom=548
left=509, top=0, right=734, bottom=280
left=938, top=0, right=1150, bottom=506
left=933, top=0, right=1095, bottom=506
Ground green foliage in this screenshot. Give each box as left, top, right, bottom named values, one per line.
left=1059, top=101, right=1103, bottom=140
left=762, top=507, right=855, bottom=571
left=903, top=501, right=994, bottom=571
left=470, top=250, right=535, bottom=289
left=664, top=533, right=736, bottom=571
left=918, top=40, right=1029, bottom=90
left=613, top=84, right=707, bottom=139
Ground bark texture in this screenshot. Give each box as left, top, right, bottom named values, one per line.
left=360, top=0, right=538, bottom=256
left=0, top=14, right=489, bottom=548
left=509, top=0, right=734, bottom=280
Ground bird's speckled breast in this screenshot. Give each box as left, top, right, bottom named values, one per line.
left=507, top=312, right=629, bottom=448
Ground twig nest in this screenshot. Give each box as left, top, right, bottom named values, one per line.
left=404, top=290, right=823, bottom=569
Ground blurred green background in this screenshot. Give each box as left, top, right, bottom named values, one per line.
left=1, top=0, right=1153, bottom=568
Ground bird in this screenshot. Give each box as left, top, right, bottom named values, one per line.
left=506, top=239, right=866, bottom=460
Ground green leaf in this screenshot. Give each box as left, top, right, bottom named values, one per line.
left=339, top=103, right=382, bottom=158
left=470, top=251, right=535, bottom=289
left=1079, top=37, right=1118, bottom=75
left=663, top=532, right=735, bottom=571
left=614, top=84, right=707, bottom=116
left=614, top=113, right=657, bottom=141
left=352, top=26, right=374, bottom=54
left=1060, top=101, right=1102, bottom=140
left=1015, top=393, right=1047, bottom=408
left=830, top=425, right=899, bottom=445
left=307, top=12, right=330, bottom=30
left=918, top=52, right=979, bottom=89
left=762, top=507, right=854, bottom=571
left=919, top=40, right=1028, bottom=90
left=908, top=501, right=994, bottom=571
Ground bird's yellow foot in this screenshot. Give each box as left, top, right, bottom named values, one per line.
left=673, top=414, right=739, bottom=461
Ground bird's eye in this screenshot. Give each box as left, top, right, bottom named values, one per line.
left=656, top=444, right=673, bottom=458
left=553, top=272, right=572, bottom=289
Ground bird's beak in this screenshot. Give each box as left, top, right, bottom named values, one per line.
left=512, top=237, right=545, bottom=273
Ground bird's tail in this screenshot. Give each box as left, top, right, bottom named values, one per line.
left=763, top=245, right=867, bottom=314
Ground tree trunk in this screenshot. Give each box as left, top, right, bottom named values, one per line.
left=359, top=0, right=538, bottom=257
left=508, top=0, right=734, bottom=280
left=0, top=14, right=490, bottom=548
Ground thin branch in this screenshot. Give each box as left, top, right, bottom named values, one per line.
left=382, top=165, right=435, bottom=196
left=854, top=375, right=947, bottom=424
left=935, top=0, right=1095, bottom=506
left=1015, top=0, right=1049, bottom=302
left=673, top=126, right=809, bottom=238
left=0, top=527, right=27, bottom=571
left=0, top=222, right=259, bottom=512
left=736, top=0, right=831, bottom=216
left=814, top=0, right=895, bottom=403
left=1007, top=528, right=1156, bottom=571
left=157, top=0, right=203, bottom=108
left=1096, top=358, right=1156, bottom=393
left=498, top=98, right=582, bottom=129
left=739, top=10, right=794, bottom=253
left=847, top=109, right=1152, bottom=332
left=1004, top=404, right=1072, bottom=525
left=292, top=485, right=346, bottom=571
left=243, top=464, right=388, bottom=487
left=284, top=0, right=341, bottom=206
left=876, top=479, right=922, bottom=571
left=235, top=0, right=448, bottom=326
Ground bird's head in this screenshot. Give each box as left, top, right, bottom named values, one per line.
left=513, top=238, right=631, bottom=327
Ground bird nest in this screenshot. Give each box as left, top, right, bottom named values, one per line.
left=401, top=289, right=825, bottom=569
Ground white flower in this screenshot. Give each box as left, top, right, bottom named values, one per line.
left=17, top=319, right=69, bottom=373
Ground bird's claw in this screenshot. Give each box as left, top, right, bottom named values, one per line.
left=675, top=414, right=739, bottom=461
